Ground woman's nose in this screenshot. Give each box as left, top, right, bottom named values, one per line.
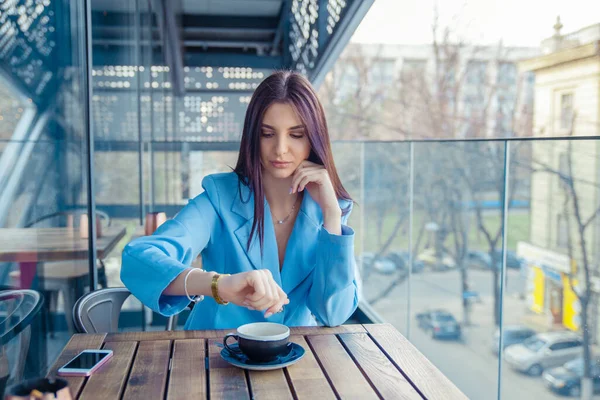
left=275, top=137, right=288, bottom=155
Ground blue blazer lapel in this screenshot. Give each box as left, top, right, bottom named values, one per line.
left=281, top=192, right=321, bottom=294
left=231, top=183, right=281, bottom=284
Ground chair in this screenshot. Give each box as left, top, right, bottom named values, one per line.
left=0, top=290, right=44, bottom=397
left=72, top=288, right=131, bottom=333
left=72, top=288, right=184, bottom=333
left=10, top=210, right=111, bottom=334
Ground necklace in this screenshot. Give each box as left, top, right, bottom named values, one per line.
left=272, top=194, right=300, bottom=224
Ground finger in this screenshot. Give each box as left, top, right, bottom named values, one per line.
left=251, top=296, right=278, bottom=312
left=249, top=271, right=276, bottom=310
left=299, top=160, right=318, bottom=169
left=290, top=164, right=323, bottom=193
left=270, top=279, right=283, bottom=304
left=265, top=288, right=289, bottom=317
left=263, top=281, right=282, bottom=317
left=253, top=281, right=282, bottom=312
left=276, top=284, right=288, bottom=301
left=265, top=302, right=285, bottom=317
left=297, top=171, right=323, bottom=192
left=243, top=272, right=266, bottom=303
left=265, top=298, right=290, bottom=317
left=290, top=169, right=306, bottom=194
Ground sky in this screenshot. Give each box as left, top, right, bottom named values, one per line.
left=351, top=0, right=600, bottom=47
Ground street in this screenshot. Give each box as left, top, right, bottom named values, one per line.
left=362, top=267, right=599, bottom=399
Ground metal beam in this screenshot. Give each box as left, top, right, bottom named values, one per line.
left=184, top=27, right=276, bottom=36
left=94, top=13, right=279, bottom=31
left=0, top=107, right=36, bottom=194
left=151, top=0, right=185, bottom=96
left=181, top=15, right=278, bottom=29
left=17, top=145, right=56, bottom=227
left=84, top=0, right=99, bottom=290
left=94, top=38, right=274, bottom=53
left=94, top=140, right=240, bottom=152
left=92, top=45, right=165, bottom=66
left=0, top=111, right=50, bottom=227
left=309, top=0, right=375, bottom=88
left=270, top=0, right=289, bottom=56
left=184, top=52, right=284, bottom=69
left=184, top=40, right=272, bottom=51
left=94, top=39, right=153, bottom=46
left=317, top=0, right=328, bottom=49
left=91, top=204, right=185, bottom=219
left=94, top=46, right=283, bottom=68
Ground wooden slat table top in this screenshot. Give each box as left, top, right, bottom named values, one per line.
left=48, top=324, right=468, bottom=400
left=0, top=225, right=126, bottom=262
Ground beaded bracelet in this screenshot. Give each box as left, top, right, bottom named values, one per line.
left=184, top=268, right=205, bottom=304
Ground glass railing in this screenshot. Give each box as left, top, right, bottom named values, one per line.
left=1, top=134, right=598, bottom=399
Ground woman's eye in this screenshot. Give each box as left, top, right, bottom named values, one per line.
left=291, top=133, right=305, bottom=139
left=261, top=132, right=274, bottom=137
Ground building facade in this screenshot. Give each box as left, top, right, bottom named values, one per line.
left=320, top=42, right=538, bottom=140
left=519, top=20, right=600, bottom=336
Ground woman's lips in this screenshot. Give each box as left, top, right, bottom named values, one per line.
left=270, top=161, right=291, bottom=168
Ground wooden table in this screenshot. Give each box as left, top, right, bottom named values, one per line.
left=0, top=225, right=126, bottom=290
left=0, top=226, right=127, bottom=263
left=0, top=226, right=126, bottom=373
left=48, top=324, right=467, bottom=400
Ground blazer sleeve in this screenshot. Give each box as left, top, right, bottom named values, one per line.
left=121, top=176, right=221, bottom=316
left=307, top=201, right=359, bottom=326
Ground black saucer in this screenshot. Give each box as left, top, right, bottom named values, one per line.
left=220, top=342, right=305, bottom=370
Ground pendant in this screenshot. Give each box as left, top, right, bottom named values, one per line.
left=277, top=220, right=283, bottom=224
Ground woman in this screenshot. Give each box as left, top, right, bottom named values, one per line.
left=121, top=71, right=358, bottom=329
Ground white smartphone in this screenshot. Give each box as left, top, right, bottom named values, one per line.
left=57, top=349, right=113, bottom=377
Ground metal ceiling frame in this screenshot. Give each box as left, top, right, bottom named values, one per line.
left=308, top=0, right=375, bottom=88
left=91, top=0, right=374, bottom=85
left=270, top=0, right=288, bottom=56
left=151, top=0, right=185, bottom=96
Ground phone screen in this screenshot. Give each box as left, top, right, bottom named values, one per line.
left=63, top=352, right=110, bottom=370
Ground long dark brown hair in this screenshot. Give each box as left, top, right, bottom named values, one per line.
left=234, top=70, right=352, bottom=251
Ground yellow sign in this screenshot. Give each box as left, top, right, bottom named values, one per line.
left=531, top=267, right=545, bottom=314
left=570, top=259, right=578, bottom=275
left=562, top=275, right=580, bottom=331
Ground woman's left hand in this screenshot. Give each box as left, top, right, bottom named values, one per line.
left=291, top=161, right=340, bottom=216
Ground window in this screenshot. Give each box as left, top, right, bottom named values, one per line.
left=548, top=342, right=562, bottom=351
left=550, top=340, right=581, bottom=351
left=368, top=59, right=395, bottom=102
left=558, top=152, right=569, bottom=191
left=370, top=59, right=395, bottom=87
left=557, top=214, right=569, bottom=249
left=560, top=93, right=574, bottom=130
left=497, top=62, right=517, bottom=86
left=466, top=60, right=487, bottom=85
left=400, top=59, right=427, bottom=87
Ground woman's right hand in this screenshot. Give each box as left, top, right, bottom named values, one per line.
left=217, top=270, right=290, bottom=318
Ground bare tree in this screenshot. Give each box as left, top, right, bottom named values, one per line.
left=320, top=9, right=534, bottom=327
left=525, top=119, right=600, bottom=399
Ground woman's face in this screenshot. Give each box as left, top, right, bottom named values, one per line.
left=260, top=102, right=311, bottom=180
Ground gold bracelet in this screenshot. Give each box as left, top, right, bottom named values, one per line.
left=212, top=273, right=230, bottom=305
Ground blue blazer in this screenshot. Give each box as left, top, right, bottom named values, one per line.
left=121, top=172, right=358, bottom=329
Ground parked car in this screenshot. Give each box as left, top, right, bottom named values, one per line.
left=543, top=357, right=600, bottom=397
left=466, top=250, right=492, bottom=270
left=357, top=252, right=397, bottom=275
left=491, top=325, right=537, bottom=355
left=491, top=250, right=524, bottom=270
left=467, top=250, right=524, bottom=270
left=415, top=310, right=461, bottom=340
left=416, top=249, right=456, bottom=271
left=504, top=331, right=582, bottom=376
left=385, top=251, right=425, bottom=274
